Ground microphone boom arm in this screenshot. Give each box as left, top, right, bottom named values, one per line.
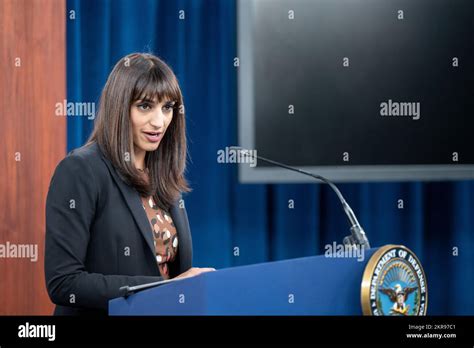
left=230, top=146, right=371, bottom=249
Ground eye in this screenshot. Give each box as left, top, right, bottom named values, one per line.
left=163, top=102, right=176, bottom=113
left=137, top=102, right=152, bottom=111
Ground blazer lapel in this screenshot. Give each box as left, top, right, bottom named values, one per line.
left=95, top=145, right=156, bottom=260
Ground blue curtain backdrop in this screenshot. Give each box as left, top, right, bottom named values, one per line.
left=67, top=0, right=473, bottom=315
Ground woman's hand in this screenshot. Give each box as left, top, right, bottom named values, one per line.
left=173, top=267, right=216, bottom=280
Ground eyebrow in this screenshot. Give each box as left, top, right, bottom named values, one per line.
left=136, top=98, right=157, bottom=104
left=136, top=98, right=177, bottom=105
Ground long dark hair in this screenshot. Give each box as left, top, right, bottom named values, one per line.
left=87, top=52, right=190, bottom=210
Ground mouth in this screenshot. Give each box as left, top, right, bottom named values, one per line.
left=142, top=131, right=163, bottom=143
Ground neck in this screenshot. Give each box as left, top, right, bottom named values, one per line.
left=134, top=146, right=146, bottom=170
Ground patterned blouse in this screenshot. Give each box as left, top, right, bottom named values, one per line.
left=140, top=194, right=179, bottom=280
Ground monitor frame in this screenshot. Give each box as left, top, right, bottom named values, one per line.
left=236, top=0, right=474, bottom=183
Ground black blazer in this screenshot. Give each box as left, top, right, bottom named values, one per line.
left=44, top=142, right=193, bottom=316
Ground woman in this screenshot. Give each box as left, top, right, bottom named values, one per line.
left=45, top=53, right=215, bottom=316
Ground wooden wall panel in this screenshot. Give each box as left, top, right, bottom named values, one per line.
left=0, top=0, right=66, bottom=315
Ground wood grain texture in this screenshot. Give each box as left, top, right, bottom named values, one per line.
left=0, top=0, right=66, bottom=315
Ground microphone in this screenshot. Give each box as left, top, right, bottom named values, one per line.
left=119, top=277, right=184, bottom=297
left=229, top=146, right=371, bottom=249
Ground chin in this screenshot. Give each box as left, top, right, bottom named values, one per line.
left=144, top=143, right=160, bottom=151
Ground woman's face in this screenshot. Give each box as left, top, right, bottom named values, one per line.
left=130, top=97, right=175, bottom=154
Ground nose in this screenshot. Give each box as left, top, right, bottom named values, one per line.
left=149, top=108, right=165, bottom=129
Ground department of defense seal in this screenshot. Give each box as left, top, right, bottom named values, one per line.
left=361, top=245, right=428, bottom=316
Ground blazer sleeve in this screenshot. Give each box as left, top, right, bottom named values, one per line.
left=44, top=153, right=163, bottom=311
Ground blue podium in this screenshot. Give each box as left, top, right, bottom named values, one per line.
left=109, top=248, right=379, bottom=315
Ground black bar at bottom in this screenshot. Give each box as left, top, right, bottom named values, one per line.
left=0, top=316, right=473, bottom=345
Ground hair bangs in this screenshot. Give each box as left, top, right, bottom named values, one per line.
left=132, top=66, right=181, bottom=105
